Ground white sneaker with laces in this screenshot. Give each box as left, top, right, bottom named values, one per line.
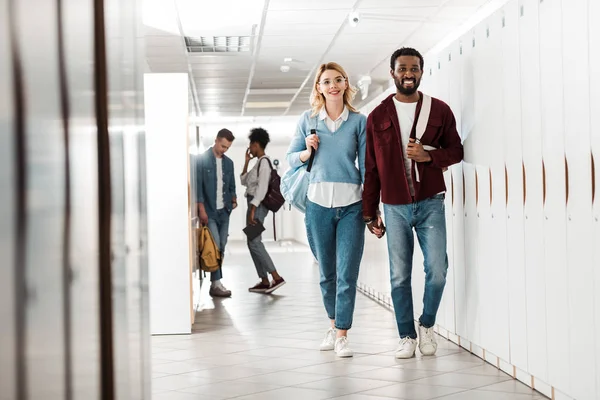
left=395, top=337, right=418, bottom=359
left=334, top=336, right=354, bottom=358
left=418, top=324, right=437, bottom=356
left=320, top=328, right=336, bottom=351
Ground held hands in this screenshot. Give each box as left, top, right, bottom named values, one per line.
left=407, top=138, right=432, bottom=163
left=366, top=215, right=386, bottom=239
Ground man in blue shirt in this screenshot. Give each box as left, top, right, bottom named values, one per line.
left=196, top=129, right=238, bottom=297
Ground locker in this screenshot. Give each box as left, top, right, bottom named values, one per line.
left=502, top=0, right=529, bottom=372
left=448, top=41, right=468, bottom=339
left=442, top=42, right=465, bottom=335
left=463, top=163, right=481, bottom=345
left=561, top=0, right=596, bottom=398
left=14, top=0, right=68, bottom=397
left=0, top=0, right=16, bottom=397
left=471, top=23, right=494, bottom=353
left=589, top=0, right=600, bottom=396
left=483, top=11, right=511, bottom=362
left=539, top=0, right=570, bottom=390
left=61, top=0, right=103, bottom=397
left=459, top=33, right=481, bottom=346
left=519, top=0, right=548, bottom=381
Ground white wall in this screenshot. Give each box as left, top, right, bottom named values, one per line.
left=358, top=1, right=600, bottom=399
left=196, top=119, right=308, bottom=245
left=145, top=74, right=192, bottom=335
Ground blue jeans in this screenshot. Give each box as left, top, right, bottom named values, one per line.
left=305, top=200, right=365, bottom=330
left=207, top=208, right=230, bottom=282
left=384, top=194, right=448, bottom=339
left=246, top=197, right=277, bottom=278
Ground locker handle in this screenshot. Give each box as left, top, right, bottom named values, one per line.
left=542, top=160, right=546, bottom=205
left=462, top=170, right=466, bottom=207
left=565, top=156, right=569, bottom=205
left=592, top=152, right=596, bottom=204
left=451, top=173, right=455, bottom=206
left=475, top=169, right=479, bottom=207
left=489, top=168, right=492, bottom=206
left=505, top=165, right=509, bottom=206
left=522, top=162, right=527, bottom=206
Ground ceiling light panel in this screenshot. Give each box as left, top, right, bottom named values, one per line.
left=185, top=36, right=251, bottom=53
left=268, top=0, right=356, bottom=11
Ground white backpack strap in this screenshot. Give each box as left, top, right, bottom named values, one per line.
left=414, top=94, right=432, bottom=183
left=415, top=94, right=432, bottom=142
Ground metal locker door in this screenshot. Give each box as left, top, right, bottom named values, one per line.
left=563, top=1, right=596, bottom=398
left=61, top=0, right=102, bottom=398
left=459, top=33, right=481, bottom=346
left=443, top=42, right=463, bottom=336
left=482, top=12, right=511, bottom=362
left=519, top=0, right=548, bottom=382
left=449, top=41, right=467, bottom=340
left=502, top=0, right=528, bottom=373
left=539, top=0, right=569, bottom=390
left=13, top=0, right=69, bottom=397
left=590, top=0, right=600, bottom=396
left=0, top=0, right=16, bottom=397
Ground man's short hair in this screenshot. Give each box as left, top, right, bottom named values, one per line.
left=390, top=47, right=424, bottom=71
left=217, top=128, right=235, bottom=142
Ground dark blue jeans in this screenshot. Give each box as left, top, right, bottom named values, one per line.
left=207, top=208, right=230, bottom=282
left=305, top=200, right=365, bottom=330
left=384, top=194, right=449, bottom=339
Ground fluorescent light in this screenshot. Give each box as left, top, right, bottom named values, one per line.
left=249, top=88, right=298, bottom=95
left=245, top=101, right=291, bottom=109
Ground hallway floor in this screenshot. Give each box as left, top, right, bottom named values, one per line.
left=151, top=241, right=548, bottom=400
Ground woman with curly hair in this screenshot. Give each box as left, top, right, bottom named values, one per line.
left=241, top=127, right=286, bottom=294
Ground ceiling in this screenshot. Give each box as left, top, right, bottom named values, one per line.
left=143, top=0, right=500, bottom=118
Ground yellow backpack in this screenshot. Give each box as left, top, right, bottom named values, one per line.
left=196, top=226, right=221, bottom=273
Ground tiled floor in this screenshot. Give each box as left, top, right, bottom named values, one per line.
left=152, top=241, right=548, bottom=400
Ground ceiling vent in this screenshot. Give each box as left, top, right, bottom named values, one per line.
left=185, top=36, right=251, bottom=53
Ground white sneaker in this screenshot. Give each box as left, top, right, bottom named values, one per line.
left=418, top=324, right=437, bottom=356
left=395, top=337, right=418, bottom=359
left=320, top=328, right=336, bottom=351
left=334, top=336, right=354, bottom=358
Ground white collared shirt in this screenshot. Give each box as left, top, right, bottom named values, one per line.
left=307, top=106, right=362, bottom=208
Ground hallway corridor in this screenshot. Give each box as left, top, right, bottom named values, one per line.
left=151, top=242, right=547, bottom=400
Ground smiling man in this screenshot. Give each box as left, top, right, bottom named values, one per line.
left=362, top=47, right=464, bottom=359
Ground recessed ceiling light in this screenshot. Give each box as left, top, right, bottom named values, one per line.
left=245, top=101, right=290, bottom=108
left=283, top=57, right=292, bottom=63
left=280, top=65, right=290, bottom=73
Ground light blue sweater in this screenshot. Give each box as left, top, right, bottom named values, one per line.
left=287, top=110, right=367, bottom=184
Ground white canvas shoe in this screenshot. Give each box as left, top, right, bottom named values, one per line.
left=418, top=324, right=438, bottom=356
left=395, top=337, right=418, bottom=359
left=334, top=336, right=354, bottom=358
left=320, top=328, right=336, bottom=351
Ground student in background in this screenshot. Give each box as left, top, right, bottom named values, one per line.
left=241, top=128, right=286, bottom=294
left=196, top=129, right=238, bottom=298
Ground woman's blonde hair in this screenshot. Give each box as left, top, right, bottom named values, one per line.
left=310, top=62, right=358, bottom=117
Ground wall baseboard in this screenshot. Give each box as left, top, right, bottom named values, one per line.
left=357, top=282, right=573, bottom=400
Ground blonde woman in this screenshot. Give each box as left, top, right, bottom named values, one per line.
left=286, top=63, right=366, bottom=357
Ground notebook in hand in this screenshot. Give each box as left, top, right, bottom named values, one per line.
left=243, top=220, right=265, bottom=241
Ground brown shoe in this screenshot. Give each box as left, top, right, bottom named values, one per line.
left=265, top=277, right=286, bottom=294
left=248, top=281, right=270, bottom=293
left=209, top=283, right=231, bottom=298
